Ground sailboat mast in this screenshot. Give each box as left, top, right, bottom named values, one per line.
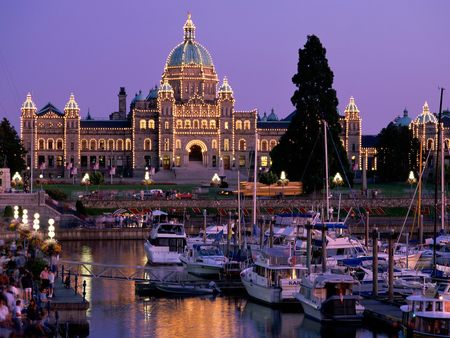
left=433, top=87, right=445, bottom=270
left=324, top=120, right=330, bottom=221
left=253, top=131, right=258, bottom=235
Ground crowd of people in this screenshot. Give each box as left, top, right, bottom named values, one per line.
left=0, top=243, right=57, bottom=337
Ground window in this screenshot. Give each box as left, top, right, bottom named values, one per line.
left=47, top=139, right=54, bottom=150
left=261, top=156, right=268, bottom=167
left=144, top=139, right=152, bottom=151
left=201, top=120, right=208, bottom=129
left=176, top=120, right=182, bottom=128
left=165, top=121, right=170, bottom=130
left=38, top=139, right=45, bottom=150
left=244, top=120, right=251, bottom=130
left=185, top=120, right=191, bottom=129
left=261, top=140, right=268, bottom=151
left=239, top=139, right=246, bottom=151
left=90, top=139, right=96, bottom=150
left=116, top=139, right=123, bottom=151
left=140, top=120, right=146, bottom=129
left=175, top=139, right=181, bottom=150
left=125, top=139, right=132, bottom=150
left=212, top=140, right=217, bottom=150
left=224, top=139, right=230, bottom=151
left=148, top=119, right=155, bottom=129
left=193, top=120, right=199, bottom=129
left=108, top=139, right=115, bottom=151
left=56, top=156, right=63, bottom=167
left=81, top=140, right=87, bottom=150
left=224, top=122, right=229, bottom=130
left=164, top=138, right=170, bottom=151
left=99, top=139, right=105, bottom=150
left=56, top=139, right=63, bottom=150
left=236, top=120, right=242, bottom=130
left=210, top=120, right=216, bottom=129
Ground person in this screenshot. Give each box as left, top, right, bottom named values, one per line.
left=48, top=270, right=55, bottom=298
left=40, top=266, right=50, bottom=289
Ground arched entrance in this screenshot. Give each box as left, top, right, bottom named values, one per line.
left=189, top=145, right=202, bottom=162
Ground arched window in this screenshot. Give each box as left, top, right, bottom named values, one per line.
left=210, top=120, right=216, bottom=129
left=236, top=120, right=242, bottom=130
left=269, top=139, right=277, bottom=150
left=148, top=119, right=155, bottom=129
left=38, top=139, right=45, bottom=150
left=239, top=139, right=246, bottom=151
left=185, top=120, right=191, bottom=129
left=116, top=139, right=123, bottom=151
left=140, top=119, right=146, bottom=129
left=125, top=138, right=132, bottom=150
left=261, top=140, right=268, bottom=151
left=108, top=139, right=115, bottom=151
left=201, top=120, right=208, bottom=129
left=193, top=120, right=199, bottom=129
left=90, top=139, right=96, bottom=151
left=99, top=139, right=105, bottom=150
left=47, top=139, right=54, bottom=150
left=212, top=139, right=217, bottom=150
left=144, top=138, right=152, bottom=151
left=175, top=139, right=181, bottom=150
left=176, top=120, right=183, bottom=129
left=244, top=120, right=251, bottom=130
left=81, top=139, right=88, bottom=150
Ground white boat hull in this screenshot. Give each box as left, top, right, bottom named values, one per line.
left=144, top=242, right=181, bottom=264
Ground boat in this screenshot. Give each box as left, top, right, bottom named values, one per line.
left=400, top=284, right=450, bottom=337
left=240, top=248, right=307, bottom=305
left=295, top=272, right=364, bottom=323
left=180, top=244, right=228, bottom=277
left=144, top=222, right=187, bottom=264
left=154, top=281, right=220, bottom=296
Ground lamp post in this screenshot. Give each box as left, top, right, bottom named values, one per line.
left=407, top=170, right=417, bottom=193
left=48, top=218, right=55, bottom=240
left=33, top=213, right=40, bottom=232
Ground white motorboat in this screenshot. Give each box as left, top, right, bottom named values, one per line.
left=400, top=284, right=450, bottom=337
left=295, top=273, right=364, bottom=323
left=144, top=222, right=186, bottom=264
left=240, top=248, right=307, bottom=305
left=180, top=244, right=228, bottom=277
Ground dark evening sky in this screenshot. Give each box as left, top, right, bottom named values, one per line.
left=0, top=0, right=449, bottom=134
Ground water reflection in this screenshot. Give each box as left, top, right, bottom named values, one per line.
left=60, top=240, right=395, bottom=338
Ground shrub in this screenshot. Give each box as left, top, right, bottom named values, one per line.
left=45, top=188, right=68, bottom=201
left=76, top=200, right=87, bottom=216
left=3, top=205, right=13, bottom=217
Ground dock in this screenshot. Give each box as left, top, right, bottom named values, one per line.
left=361, top=298, right=403, bottom=331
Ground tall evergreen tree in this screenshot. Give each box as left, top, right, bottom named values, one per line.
left=0, top=118, right=26, bottom=173
left=270, top=35, right=350, bottom=193
left=376, top=123, right=419, bottom=182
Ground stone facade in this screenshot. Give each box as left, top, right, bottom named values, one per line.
left=20, top=14, right=370, bottom=180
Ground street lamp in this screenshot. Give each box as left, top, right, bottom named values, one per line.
left=22, top=209, right=28, bottom=225
left=48, top=218, right=55, bottom=240
left=407, top=171, right=417, bottom=192
left=33, top=213, right=40, bottom=231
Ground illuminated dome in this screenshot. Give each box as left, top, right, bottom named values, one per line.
left=22, top=92, right=36, bottom=110
left=218, top=77, right=233, bottom=93
left=64, top=93, right=79, bottom=110
left=415, top=101, right=437, bottom=124
left=165, top=14, right=213, bottom=67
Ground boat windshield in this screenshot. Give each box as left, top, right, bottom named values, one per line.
left=199, top=247, right=223, bottom=256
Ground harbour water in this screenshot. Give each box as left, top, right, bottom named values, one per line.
left=61, top=240, right=396, bottom=338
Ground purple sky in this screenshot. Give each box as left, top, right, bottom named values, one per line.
left=0, top=0, right=449, bottom=134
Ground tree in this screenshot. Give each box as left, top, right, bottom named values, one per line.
left=376, top=123, right=419, bottom=182
left=0, top=118, right=26, bottom=173
left=270, top=35, right=351, bottom=193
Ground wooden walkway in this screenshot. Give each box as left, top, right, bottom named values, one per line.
left=361, top=298, right=403, bottom=330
